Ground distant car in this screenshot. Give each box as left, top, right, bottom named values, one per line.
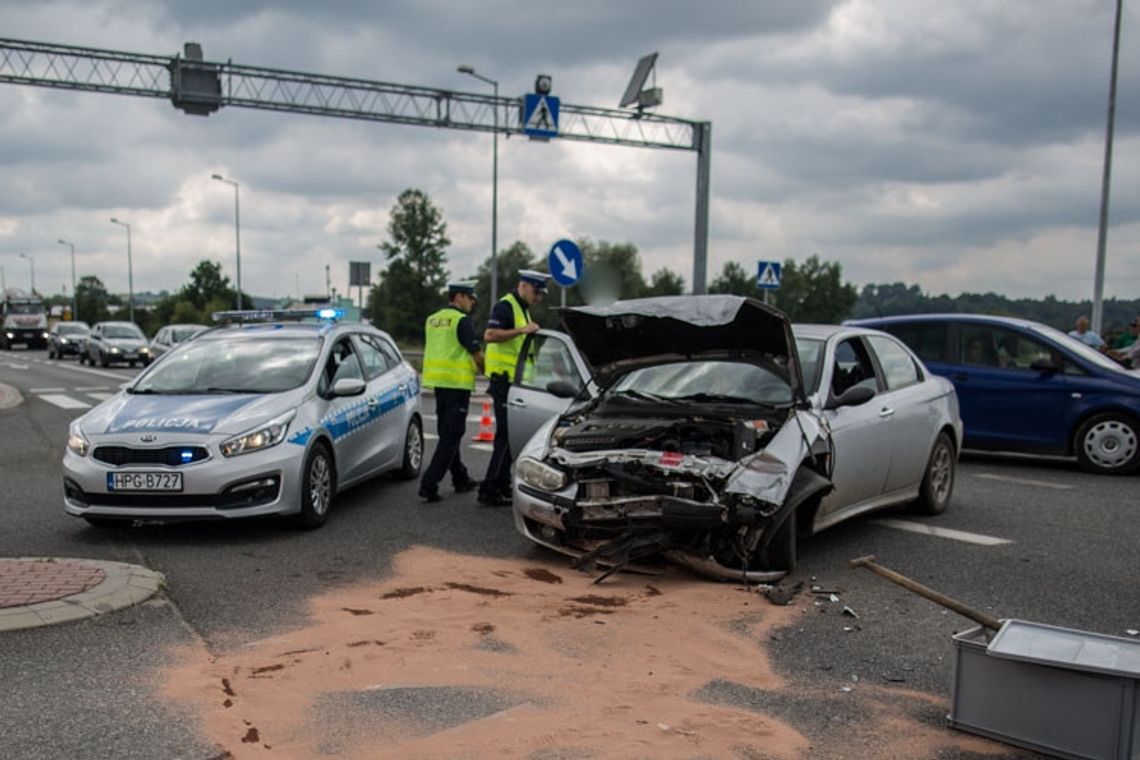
left=47, top=321, right=90, bottom=360
left=146, top=323, right=207, bottom=365
left=506, top=296, right=962, bottom=581
left=849, top=313, right=1140, bottom=474
left=81, top=321, right=149, bottom=367
left=63, top=309, right=423, bottom=528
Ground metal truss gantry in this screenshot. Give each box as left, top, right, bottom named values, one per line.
left=0, top=38, right=712, bottom=292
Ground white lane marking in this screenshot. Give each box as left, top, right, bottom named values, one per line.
left=469, top=442, right=493, bottom=452
left=423, top=414, right=486, bottom=423
left=2, top=363, right=29, bottom=370
left=425, top=433, right=439, bottom=440
left=974, top=473, right=1074, bottom=491
left=39, top=393, right=92, bottom=410
left=75, top=386, right=111, bottom=392
left=25, top=360, right=132, bottom=381
left=29, top=387, right=66, bottom=393
left=86, top=392, right=114, bottom=401
left=872, top=518, right=1012, bottom=546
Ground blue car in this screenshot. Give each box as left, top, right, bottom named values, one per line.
left=849, top=314, right=1140, bottom=474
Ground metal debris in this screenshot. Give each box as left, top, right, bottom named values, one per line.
left=841, top=605, right=859, bottom=619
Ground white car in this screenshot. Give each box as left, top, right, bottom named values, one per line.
left=63, top=310, right=423, bottom=528
left=506, top=296, right=963, bottom=581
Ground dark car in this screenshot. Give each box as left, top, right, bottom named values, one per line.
left=145, top=323, right=207, bottom=365
left=81, top=321, right=149, bottom=367
left=849, top=314, right=1140, bottom=474
left=47, top=321, right=90, bottom=359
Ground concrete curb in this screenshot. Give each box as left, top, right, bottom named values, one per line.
left=0, top=558, right=165, bottom=633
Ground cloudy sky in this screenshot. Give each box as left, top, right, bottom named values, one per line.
left=0, top=0, right=1136, bottom=305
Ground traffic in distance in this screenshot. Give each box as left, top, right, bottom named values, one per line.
left=6, top=293, right=1136, bottom=573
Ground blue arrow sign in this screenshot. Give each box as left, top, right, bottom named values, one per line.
left=757, top=260, right=782, bottom=290
left=548, top=239, right=583, bottom=286
left=524, top=94, right=560, bottom=138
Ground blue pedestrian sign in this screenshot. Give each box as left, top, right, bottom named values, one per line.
left=757, top=260, right=782, bottom=290
left=524, top=94, right=560, bottom=138
left=548, top=239, right=583, bottom=286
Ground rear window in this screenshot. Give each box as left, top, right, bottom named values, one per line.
left=879, top=322, right=947, bottom=363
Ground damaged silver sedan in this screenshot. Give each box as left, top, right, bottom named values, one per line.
left=506, top=295, right=963, bottom=582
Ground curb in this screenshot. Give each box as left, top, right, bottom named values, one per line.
left=0, top=557, right=165, bottom=633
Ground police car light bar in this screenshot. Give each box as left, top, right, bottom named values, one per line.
left=211, top=308, right=346, bottom=324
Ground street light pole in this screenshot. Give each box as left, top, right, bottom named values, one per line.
left=1091, top=0, right=1123, bottom=334
left=57, top=239, right=76, bottom=319
left=457, top=64, right=499, bottom=303
left=18, top=253, right=34, bottom=292
left=109, top=218, right=134, bottom=324
left=211, top=174, right=242, bottom=309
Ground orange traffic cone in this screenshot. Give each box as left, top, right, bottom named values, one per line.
left=472, top=401, right=495, bottom=442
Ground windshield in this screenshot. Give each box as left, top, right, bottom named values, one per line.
left=9, top=303, right=44, bottom=315
left=1031, top=323, right=1133, bottom=373
left=609, top=361, right=793, bottom=407
left=58, top=324, right=88, bottom=335
left=132, top=336, right=322, bottom=394
left=171, top=326, right=205, bottom=342
left=795, top=337, right=825, bottom=394
left=104, top=325, right=144, bottom=339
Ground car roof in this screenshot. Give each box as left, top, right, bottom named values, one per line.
left=792, top=323, right=887, bottom=340
left=197, top=320, right=394, bottom=342
left=848, top=313, right=1046, bottom=330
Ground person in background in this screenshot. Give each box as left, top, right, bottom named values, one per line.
left=1068, top=315, right=1106, bottom=350
left=478, top=269, right=548, bottom=507
left=418, top=281, right=483, bottom=503
left=1110, top=317, right=1140, bottom=368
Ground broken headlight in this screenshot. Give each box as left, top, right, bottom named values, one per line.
left=517, top=457, right=567, bottom=492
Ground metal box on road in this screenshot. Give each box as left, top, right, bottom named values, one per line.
left=949, top=620, right=1140, bottom=759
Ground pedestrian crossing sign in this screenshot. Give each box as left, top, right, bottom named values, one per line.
left=523, top=94, right=560, bottom=139
left=757, top=260, right=782, bottom=290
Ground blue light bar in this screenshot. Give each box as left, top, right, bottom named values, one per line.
left=211, top=308, right=345, bottom=324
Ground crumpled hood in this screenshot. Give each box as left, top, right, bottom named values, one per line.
left=560, top=295, right=803, bottom=400
left=79, top=390, right=303, bottom=436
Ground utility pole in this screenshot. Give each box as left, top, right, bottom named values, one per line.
left=1092, top=0, right=1123, bottom=333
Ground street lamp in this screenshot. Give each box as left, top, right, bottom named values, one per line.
left=457, top=64, right=499, bottom=303
left=211, top=173, right=243, bottom=310
left=109, top=218, right=134, bottom=324
left=18, top=252, right=34, bottom=293
left=57, top=239, right=77, bottom=319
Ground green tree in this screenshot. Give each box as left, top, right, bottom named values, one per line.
left=370, top=189, right=452, bottom=342
left=180, top=260, right=234, bottom=311
left=644, top=268, right=685, bottom=297
left=575, top=239, right=648, bottom=305
left=775, top=255, right=858, bottom=323
left=709, top=261, right=762, bottom=298
left=74, top=275, right=110, bottom=324
left=469, top=241, right=541, bottom=329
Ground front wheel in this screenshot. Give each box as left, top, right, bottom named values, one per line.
left=1074, top=413, right=1140, bottom=475
left=395, top=417, right=423, bottom=480
left=911, top=432, right=956, bottom=515
left=293, top=443, right=334, bottom=529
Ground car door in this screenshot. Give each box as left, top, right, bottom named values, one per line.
left=952, top=323, right=1072, bottom=450
left=352, top=333, right=407, bottom=471
left=317, top=336, right=373, bottom=483
left=507, top=330, right=593, bottom=453
left=865, top=334, right=941, bottom=492
left=816, top=337, right=893, bottom=521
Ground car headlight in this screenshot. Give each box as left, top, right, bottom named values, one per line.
left=220, top=411, right=295, bottom=457
left=516, top=457, right=567, bottom=491
left=67, top=422, right=89, bottom=457
left=109, top=347, right=120, bottom=354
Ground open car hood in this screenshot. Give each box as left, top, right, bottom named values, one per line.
left=559, top=295, right=804, bottom=401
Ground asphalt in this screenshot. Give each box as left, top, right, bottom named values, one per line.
left=0, top=557, right=163, bottom=632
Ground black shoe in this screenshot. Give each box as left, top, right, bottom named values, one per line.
left=454, top=479, right=480, bottom=494
left=476, top=492, right=511, bottom=508
left=418, top=490, right=442, bottom=503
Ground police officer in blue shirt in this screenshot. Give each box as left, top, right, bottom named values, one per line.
left=478, top=269, right=548, bottom=506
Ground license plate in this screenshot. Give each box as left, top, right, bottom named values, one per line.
left=107, top=472, right=183, bottom=492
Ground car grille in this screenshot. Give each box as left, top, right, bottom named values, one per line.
left=64, top=476, right=280, bottom=510
left=92, top=446, right=210, bottom=467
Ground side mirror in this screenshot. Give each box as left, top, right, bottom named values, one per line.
left=1029, top=357, right=1059, bottom=374
left=332, top=378, right=367, bottom=397
left=546, top=380, right=581, bottom=399
left=824, top=384, right=875, bottom=411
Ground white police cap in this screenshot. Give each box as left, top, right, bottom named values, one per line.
left=447, top=280, right=478, bottom=297
left=518, top=269, right=550, bottom=290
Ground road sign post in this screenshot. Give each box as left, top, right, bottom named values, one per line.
left=757, top=260, right=781, bottom=305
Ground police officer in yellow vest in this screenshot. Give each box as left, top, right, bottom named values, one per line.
left=478, top=269, right=548, bottom=506
left=418, top=281, right=484, bottom=503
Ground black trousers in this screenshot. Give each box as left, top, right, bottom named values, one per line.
left=419, top=387, right=473, bottom=494
left=480, top=376, right=512, bottom=498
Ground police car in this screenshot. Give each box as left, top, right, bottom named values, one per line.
left=63, top=309, right=423, bottom=528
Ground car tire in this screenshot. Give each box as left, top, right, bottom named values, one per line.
left=1073, top=413, right=1140, bottom=475
left=48, top=346, right=56, bottom=359
left=912, top=431, right=956, bottom=515
left=99, top=352, right=109, bottom=367
left=395, top=417, right=423, bottom=480
left=759, top=507, right=797, bottom=572
left=293, top=442, right=335, bottom=529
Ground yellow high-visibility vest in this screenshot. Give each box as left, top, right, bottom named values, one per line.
left=484, top=294, right=529, bottom=378
left=422, top=306, right=476, bottom=390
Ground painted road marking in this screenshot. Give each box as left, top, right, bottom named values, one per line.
left=86, top=392, right=114, bottom=401
left=29, top=387, right=65, bottom=393
left=872, top=518, right=1012, bottom=546
left=38, top=394, right=92, bottom=410
left=974, top=473, right=1073, bottom=491
left=75, top=386, right=111, bottom=392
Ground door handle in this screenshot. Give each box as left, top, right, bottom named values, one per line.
left=878, top=407, right=895, bottom=418
left=509, top=398, right=527, bottom=407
